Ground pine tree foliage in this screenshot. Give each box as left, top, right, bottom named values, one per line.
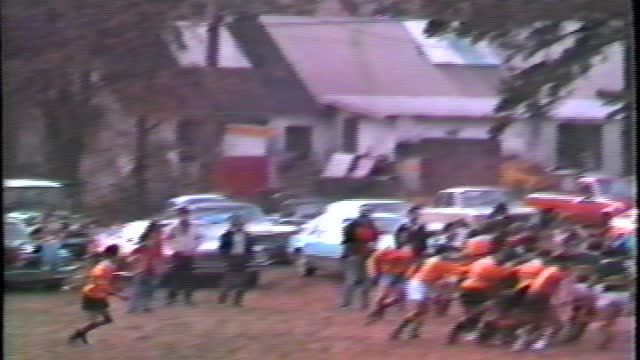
left=418, top=0, right=633, bottom=120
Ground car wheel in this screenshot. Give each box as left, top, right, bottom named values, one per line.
left=295, top=254, right=317, bottom=277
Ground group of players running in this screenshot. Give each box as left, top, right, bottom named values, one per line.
left=363, top=208, right=633, bottom=352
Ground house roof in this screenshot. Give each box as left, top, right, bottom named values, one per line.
left=261, top=16, right=502, bottom=100
left=320, top=95, right=616, bottom=119
left=260, top=15, right=621, bottom=120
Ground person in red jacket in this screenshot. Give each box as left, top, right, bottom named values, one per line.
left=339, top=206, right=380, bottom=310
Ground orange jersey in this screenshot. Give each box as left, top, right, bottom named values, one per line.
left=368, top=249, right=416, bottom=276
left=527, top=267, right=566, bottom=296
left=463, top=236, right=493, bottom=257
left=515, top=261, right=546, bottom=288
left=460, top=257, right=514, bottom=292
left=411, top=257, right=465, bottom=285
left=82, top=260, right=116, bottom=299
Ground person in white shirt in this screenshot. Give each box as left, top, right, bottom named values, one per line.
left=164, top=207, right=202, bottom=306
left=218, top=215, right=256, bottom=307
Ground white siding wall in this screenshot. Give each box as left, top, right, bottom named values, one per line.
left=355, top=117, right=495, bottom=157
left=601, top=119, right=624, bottom=176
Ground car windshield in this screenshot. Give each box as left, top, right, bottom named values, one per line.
left=459, top=190, right=509, bottom=208
left=597, top=179, right=633, bottom=199
left=281, top=203, right=327, bottom=219
left=364, top=202, right=409, bottom=214
left=191, top=206, right=266, bottom=224
left=3, top=221, right=30, bottom=245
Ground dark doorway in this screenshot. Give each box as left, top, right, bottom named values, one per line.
left=342, top=117, right=360, bottom=153
left=418, top=138, right=501, bottom=193
left=284, top=125, right=313, bottom=160
left=557, top=123, right=603, bottom=171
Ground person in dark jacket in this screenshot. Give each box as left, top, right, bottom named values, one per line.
left=394, top=205, right=434, bottom=256
left=218, top=215, right=256, bottom=307
left=340, top=206, right=379, bottom=310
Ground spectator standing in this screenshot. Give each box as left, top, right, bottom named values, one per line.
left=127, top=221, right=167, bottom=313
left=340, top=206, right=379, bottom=310
left=394, top=205, right=434, bottom=255
left=218, top=215, right=256, bottom=307
left=40, top=233, right=62, bottom=271
left=164, top=207, right=202, bottom=306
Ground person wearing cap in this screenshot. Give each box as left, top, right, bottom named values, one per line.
left=339, top=205, right=380, bottom=310
left=164, top=207, right=202, bottom=306
left=68, top=244, right=127, bottom=345
left=218, top=215, right=256, bottom=307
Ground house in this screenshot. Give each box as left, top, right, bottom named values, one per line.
left=79, top=13, right=627, bottom=215
left=215, top=15, right=625, bottom=193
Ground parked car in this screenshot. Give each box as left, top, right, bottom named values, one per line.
left=420, top=187, right=537, bottom=230
left=524, top=175, right=634, bottom=226
left=166, top=193, right=230, bottom=210
left=273, top=198, right=332, bottom=227
left=288, top=199, right=411, bottom=276
left=4, top=218, right=76, bottom=289
left=92, top=202, right=298, bottom=264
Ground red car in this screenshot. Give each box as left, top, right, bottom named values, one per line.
left=524, top=175, right=634, bottom=226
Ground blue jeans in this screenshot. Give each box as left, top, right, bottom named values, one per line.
left=341, top=255, right=372, bottom=308
left=40, top=242, right=61, bottom=271
left=129, top=273, right=160, bottom=313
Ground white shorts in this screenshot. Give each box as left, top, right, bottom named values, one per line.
left=405, top=280, right=434, bottom=303
left=596, top=291, right=631, bottom=310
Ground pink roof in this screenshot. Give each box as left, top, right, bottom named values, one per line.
left=320, top=95, right=616, bottom=119
left=261, top=16, right=502, bottom=99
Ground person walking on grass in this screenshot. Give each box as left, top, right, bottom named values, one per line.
left=68, top=244, right=127, bottom=345
left=340, top=206, right=379, bottom=310
left=127, top=221, right=167, bottom=313
left=164, top=207, right=202, bottom=306
left=218, top=215, right=256, bottom=307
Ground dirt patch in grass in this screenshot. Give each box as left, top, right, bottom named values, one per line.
left=4, top=268, right=634, bottom=360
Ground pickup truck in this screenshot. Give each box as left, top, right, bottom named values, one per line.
left=524, top=175, right=634, bottom=226
left=420, top=187, right=537, bottom=229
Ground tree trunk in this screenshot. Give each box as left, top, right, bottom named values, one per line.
left=133, top=115, right=150, bottom=217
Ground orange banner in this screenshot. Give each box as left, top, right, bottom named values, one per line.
left=226, top=125, right=276, bottom=138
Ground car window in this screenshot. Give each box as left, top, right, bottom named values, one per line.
left=433, top=193, right=453, bottom=207
left=459, top=190, right=508, bottom=207
left=365, top=202, right=409, bottom=214
left=191, top=206, right=266, bottom=224
left=4, top=221, right=30, bottom=244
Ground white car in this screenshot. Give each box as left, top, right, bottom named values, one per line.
left=288, top=199, right=411, bottom=276
left=421, top=187, right=537, bottom=229
left=166, top=193, right=230, bottom=210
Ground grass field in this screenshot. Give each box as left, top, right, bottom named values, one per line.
left=4, top=267, right=634, bottom=360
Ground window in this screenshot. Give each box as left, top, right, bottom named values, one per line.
left=343, top=117, right=360, bottom=153
left=284, top=126, right=313, bottom=160
left=176, top=119, right=197, bottom=162
left=189, top=1, right=207, bottom=17
left=557, top=124, right=602, bottom=171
